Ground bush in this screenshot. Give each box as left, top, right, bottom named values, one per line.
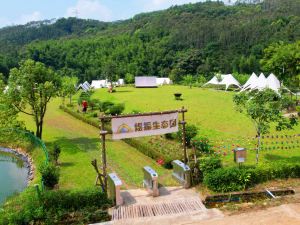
left=177, top=124, right=198, bottom=147
left=105, top=103, right=125, bottom=116
left=99, top=101, right=114, bottom=112
left=192, top=137, right=212, bottom=154
left=199, top=156, right=222, bottom=175
left=89, top=99, right=101, bottom=111
left=203, top=167, right=251, bottom=192
left=204, top=163, right=300, bottom=192
left=39, top=163, right=60, bottom=189
left=0, top=188, right=112, bottom=225
left=77, top=92, right=91, bottom=105
left=49, top=144, right=61, bottom=165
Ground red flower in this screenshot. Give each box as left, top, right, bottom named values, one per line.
left=157, top=158, right=164, bottom=166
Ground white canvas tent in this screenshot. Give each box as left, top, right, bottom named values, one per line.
left=242, top=73, right=281, bottom=93
left=266, top=73, right=281, bottom=92
left=156, top=78, right=172, bottom=86
left=77, top=81, right=91, bottom=92
left=203, top=74, right=241, bottom=90
left=91, top=80, right=107, bottom=89
left=135, top=76, right=158, bottom=88
left=242, top=72, right=258, bottom=90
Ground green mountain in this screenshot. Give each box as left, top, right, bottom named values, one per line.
left=0, top=0, right=299, bottom=81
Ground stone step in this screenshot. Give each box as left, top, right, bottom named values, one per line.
left=112, top=198, right=206, bottom=220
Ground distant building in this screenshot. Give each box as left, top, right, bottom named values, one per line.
left=135, top=77, right=158, bottom=88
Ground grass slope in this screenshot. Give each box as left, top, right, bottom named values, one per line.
left=90, top=86, right=300, bottom=167
left=19, top=98, right=176, bottom=190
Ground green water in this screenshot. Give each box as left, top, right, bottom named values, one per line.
left=0, top=149, right=28, bottom=205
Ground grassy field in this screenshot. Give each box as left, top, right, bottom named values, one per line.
left=88, top=85, right=300, bottom=167
left=17, top=85, right=300, bottom=191
left=19, top=98, right=176, bottom=190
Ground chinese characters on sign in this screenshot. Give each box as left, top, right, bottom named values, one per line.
left=112, top=112, right=179, bottom=140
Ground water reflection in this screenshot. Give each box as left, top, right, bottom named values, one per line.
left=0, top=150, right=28, bottom=205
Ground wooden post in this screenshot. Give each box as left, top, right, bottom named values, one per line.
left=100, top=119, right=108, bottom=193
left=180, top=106, right=188, bottom=164
left=256, top=133, right=261, bottom=164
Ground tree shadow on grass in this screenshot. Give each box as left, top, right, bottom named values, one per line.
left=264, top=153, right=300, bottom=164
left=59, top=162, right=76, bottom=167
left=48, top=137, right=100, bottom=154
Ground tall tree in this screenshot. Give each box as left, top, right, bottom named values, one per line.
left=61, top=76, right=79, bottom=105
left=233, top=89, right=297, bottom=163
left=6, top=59, right=61, bottom=139
left=103, top=60, right=118, bottom=92
left=260, top=41, right=300, bottom=89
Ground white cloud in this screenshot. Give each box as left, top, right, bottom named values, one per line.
left=145, top=0, right=199, bottom=11
left=145, top=0, right=236, bottom=11
left=18, top=11, right=42, bottom=24
left=0, top=11, right=42, bottom=28
left=66, top=0, right=111, bottom=21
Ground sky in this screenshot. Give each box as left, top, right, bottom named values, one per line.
left=0, top=0, right=234, bottom=28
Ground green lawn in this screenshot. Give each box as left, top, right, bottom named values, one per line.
left=89, top=85, right=300, bottom=167
left=19, top=98, right=176, bottom=190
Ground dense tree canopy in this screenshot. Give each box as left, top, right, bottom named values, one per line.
left=0, top=0, right=299, bottom=84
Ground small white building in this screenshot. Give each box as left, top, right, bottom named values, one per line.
left=118, top=79, right=125, bottom=86
left=135, top=76, right=158, bottom=88
left=156, top=78, right=172, bottom=86
left=91, top=80, right=107, bottom=89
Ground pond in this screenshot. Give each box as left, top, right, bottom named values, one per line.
left=0, top=148, right=29, bottom=205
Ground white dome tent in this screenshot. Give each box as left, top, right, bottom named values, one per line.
left=266, top=73, right=281, bottom=93
left=203, top=74, right=241, bottom=91
left=241, top=73, right=282, bottom=93
left=242, top=72, right=258, bottom=90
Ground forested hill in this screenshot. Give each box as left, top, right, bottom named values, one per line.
left=0, top=0, right=299, bottom=82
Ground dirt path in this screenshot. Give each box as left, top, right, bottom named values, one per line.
left=186, top=203, right=300, bottom=225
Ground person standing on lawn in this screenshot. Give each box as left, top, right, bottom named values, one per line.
left=82, top=100, right=88, bottom=113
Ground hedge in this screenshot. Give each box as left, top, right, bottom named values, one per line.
left=0, top=188, right=112, bottom=225
left=203, top=163, right=300, bottom=192
left=60, top=105, right=177, bottom=168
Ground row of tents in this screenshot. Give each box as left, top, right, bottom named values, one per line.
left=203, top=73, right=281, bottom=93
left=78, top=77, right=173, bottom=91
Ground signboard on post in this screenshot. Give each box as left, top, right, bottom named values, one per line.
left=111, top=112, right=179, bottom=140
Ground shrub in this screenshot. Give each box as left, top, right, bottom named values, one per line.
left=177, top=124, right=198, bottom=147
left=199, top=156, right=222, bottom=175
left=90, top=99, right=101, bottom=111
left=105, top=103, right=125, bottom=116
left=77, top=92, right=91, bottom=105
left=99, top=101, right=114, bottom=112
left=192, top=137, right=212, bottom=154
left=165, top=133, right=175, bottom=140
left=203, top=167, right=251, bottom=192
left=49, top=144, right=61, bottom=165
left=0, top=188, right=112, bottom=225
left=39, top=163, right=60, bottom=189
left=204, top=163, right=300, bottom=192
